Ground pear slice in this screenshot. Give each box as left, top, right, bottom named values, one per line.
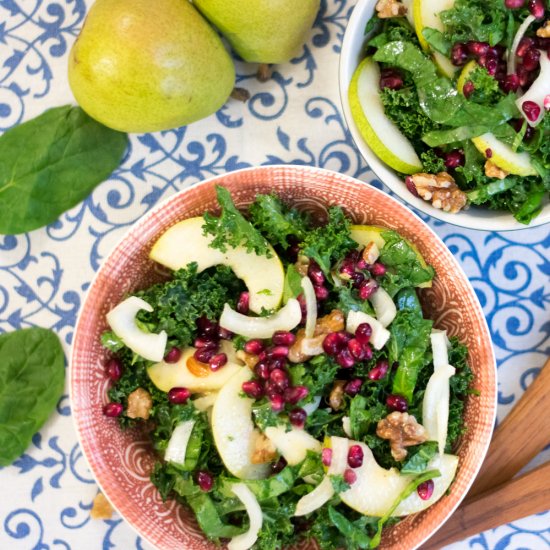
left=349, top=58, right=423, bottom=175
left=350, top=225, right=432, bottom=289
left=211, top=369, right=271, bottom=480
left=472, top=133, right=537, bottom=177
left=413, top=0, right=457, bottom=78
left=147, top=340, right=242, bottom=393
left=340, top=441, right=459, bottom=517
left=150, top=217, right=284, bottom=314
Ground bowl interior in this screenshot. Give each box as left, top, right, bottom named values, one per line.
left=71, top=165, right=496, bottom=550
left=338, top=0, right=550, bottom=231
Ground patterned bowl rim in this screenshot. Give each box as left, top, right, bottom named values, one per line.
left=70, top=164, right=497, bottom=550
left=338, top=0, right=550, bottom=231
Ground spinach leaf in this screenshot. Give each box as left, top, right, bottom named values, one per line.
left=328, top=506, right=371, bottom=549
left=0, top=105, right=127, bottom=235
left=186, top=492, right=244, bottom=539
left=466, top=177, right=519, bottom=204
left=202, top=186, right=271, bottom=257
left=400, top=441, right=438, bottom=475
left=0, top=327, right=65, bottom=466
left=282, top=264, right=303, bottom=303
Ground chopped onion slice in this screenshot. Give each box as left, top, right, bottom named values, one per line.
left=346, top=310, right=390, bottom=350
left=508, top=15, right=535, bottom=76
left=431, top=330, right=450, bottom=371
left=294, top=476, right=335, bottom=516
left=228, top=483, right=263, bottom=550
left=164, top=420, right=195, bottom=465
left=106, top=296, right=167, bottom=362
left=369, top=287, right=397, bottom=327
left=328, top=436, right=349, bottom=476
left=219, top=299, right=301, bottom=339
left=301, top=276, right=317, bottom=338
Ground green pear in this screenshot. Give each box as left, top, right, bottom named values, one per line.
left=192, top=0, right=320, bottom=64
left=68, top=0, right=235, bottom=133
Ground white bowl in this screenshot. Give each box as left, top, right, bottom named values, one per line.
left=339, top=0, right=550, bottom=231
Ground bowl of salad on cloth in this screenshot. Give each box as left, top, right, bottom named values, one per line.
left=70, top=165, right=496, bottom=550
left=340, top=0, right=550, bottom=230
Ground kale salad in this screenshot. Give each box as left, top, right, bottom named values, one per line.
left=350, top=0, right=550, bottom=224
left=101, top=187, right=474, bottom=549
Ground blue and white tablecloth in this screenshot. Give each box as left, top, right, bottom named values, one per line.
left=0, top=1, right=549, bottom=549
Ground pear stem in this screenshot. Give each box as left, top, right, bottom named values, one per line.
left=256, top=63, right=273, bottom=82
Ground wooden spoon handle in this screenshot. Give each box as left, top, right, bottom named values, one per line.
left=421, top=460, right=550, bottom=550
left=468, top=357, right=550, bottom=498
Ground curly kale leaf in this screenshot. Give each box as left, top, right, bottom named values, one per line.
left=420, top=149, right=446, bottom=174
left=466, top=66, right=505, bottom=105
left=300, top=206, right=357, bottom=275
left=202, top=185, right=271, bottom=257
left=367, top=17, right=420, bottom=50
left=248, top=193, right=309, bottom=249
left=290, top=354, right=340, bottom=399
left=134, top=262, right=243, bottom=348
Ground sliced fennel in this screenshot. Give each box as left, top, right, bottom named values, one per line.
left=294, top=476, right=335, bottom=516
left=301, top=276, right=317, bottom=338
left=369, top=287, right=397, bottom=327
left=164, top=420, right=195, bottom=466
left=346, top=310, right=390, bottom=350
left=264, top=426, right=322, bottom=465
left=227, top=483, right=263, bottom=550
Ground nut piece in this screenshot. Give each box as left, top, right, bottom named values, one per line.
left=295, top=255, right=310, bottom=277
left=90, top=492, right=114, bottom=520
left=376, top=411, right=428, bottom=461
left=484, top=160, right=508, bottom=180
left=362, top=241, right=380, bottom=265
left=251, top=433, right=277, bottom=464
left=411, top=172, right=468, bottom=214
left=536, top=20, right=550, bottom=38
left=329, top=380, right=346, bottom=411
left=376, top=0, right=408, bottom=18
left=288, top=310, right=345, bottom=363
left=126, top=387, right=153, bottom=420
left=236, top=350, right=259, bottom=369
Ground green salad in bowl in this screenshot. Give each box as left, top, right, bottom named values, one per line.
left=344, top=0, right=549, bottom=226
left=99, top=186, right=473, bottom=549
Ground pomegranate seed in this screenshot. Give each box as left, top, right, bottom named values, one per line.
left=267, top=356, right=287, bottom=371
left=528, top=0, right=545, bottom=18
left=370, top=262, right=387, bottom=277
left=505, top=0, right=525, bottom=7
left=417, top=479, right=435, bottom=500
left=322, top=448, right=333, bottom=467
left=444, top=149, right=465, bottom=169
left=271, top=456, right=287, bottom=473
left=386, top=394, right=408, bottom=412
left=103, top=402, right=123, bottom=417
left=218, top=326, right=233, bottom=340
left=284, top=385, right=309, bottom=405
left=462, top=80, right=475, bottom=98
left=194, top=337, right=218, bottom=350
left=466, top=40, right=489, bottom=57
left=517, top=37, right=535, bottom=58
left=368, top=360, right=390, bottom=380
left=523, top=48, right=541, bottom=71
left=289, top=407, right=307, bottom=428
left=344, top=468, right=357, bottom=485
left=522, top=100, right=541, bottom=121
left=358, top=279, right=378, bottom=300
left=314, top=285, right=330, bottom=301
left=270, top=393, right=285, bottom=412
left=348, top=445, right=364, bottom=468
left=485, top=57, right=498, bottom=76
left=269, top=368, right=290, bottom=391
left=197, top=471, right=214, bottom=492
left=255, top=361, right=270, bottom=380
left=272, top=331, right=296, bottom=347
left=209, top=353, right=227, bottom=371
left=244, top=339, right=264, bottom=355
left=379, top=68, right=404, bottom=90
left=266, top=345, right=289, bottom=358
left=336, top=348, right=356, bottom=368
left=323, top=332, right=344, bottom=356
left=451, top=42, right=468, bottom=66
left=351, top=271, right=366, bottom=288
left=339, top=259, right=356, bottom=277
left=168, top=387, right=191, bottom=404
left=485, top=148, right=493, bottom=158
left=344, top=378, right=363, bottom=396
left=356, top=258, right=369, bottom=270
left=355, top=323, right=372, bottom=346
left=194, top=347, right=216, bottom=363
left=105, top=358, right=123, bottom=381
left=308, top=261, right=325, bottom=286
left=237, top=292, right=250, bottom=314
left=265, top=381, right=283, bottom=399
left=405, top=175, right=420, bottom=197
left=164, top=347, right=182, bottom=363
left=242, top=380, right=264, bottom=399
left=348, top=338, right=370, bottom=360
left=502, top=73, right=520, bottom=93
left=196, top=316, right=218, bottom=336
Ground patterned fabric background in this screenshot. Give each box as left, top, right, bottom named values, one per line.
left=0, top=1, right=548, bottom=549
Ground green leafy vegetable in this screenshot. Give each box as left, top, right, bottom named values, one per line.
left=330, top=474, right=351, bottom=493
left=186, top=492, right=244, bottom=539
left=0, top=105, right=127, bottom=235
left=202, top=186, right=271, bottom=257
left=283, top=264, right=303, bottom=303
left=0, top=327, right=65, bottom=466
left=400, top=441, right=438, bottom=475
left=328, top=506, right=371, bottom=549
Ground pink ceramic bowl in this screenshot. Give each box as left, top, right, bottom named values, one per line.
left=70, top=165, right=496, bottom=550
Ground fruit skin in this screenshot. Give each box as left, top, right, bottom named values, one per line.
left=68, top=0, right=235, bottom=133
left=193, top=0, right=320, bottom=64
left=349, top=58, right=422, bottom=175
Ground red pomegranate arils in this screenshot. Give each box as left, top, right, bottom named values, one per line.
left=417, top=479, right=435, bottom=500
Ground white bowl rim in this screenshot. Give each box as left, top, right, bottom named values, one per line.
left=338, top=0, right=550, bottom=232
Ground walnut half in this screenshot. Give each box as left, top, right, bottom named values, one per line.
left=408, top=172, right=468, bottom=214
left=536, top=20, right=550, bottom=38
left=484, top=160, right=508, bottom=180
left=376, top=411, right=428, bottom=461
left=126, top=388, right=153, bottom=420
left=376, top=0, right=408, bottom=18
